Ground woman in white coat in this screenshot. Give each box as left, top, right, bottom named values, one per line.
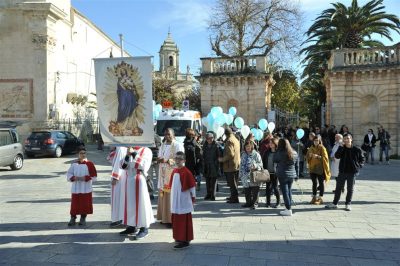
left=330, top=134, right=343, bottom=192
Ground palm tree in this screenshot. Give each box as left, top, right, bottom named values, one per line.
left=300, top=0, right=399, bottom=124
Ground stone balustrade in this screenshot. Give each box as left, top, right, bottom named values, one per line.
left=200, top=55, right=268, bottom=74
left=329, top=43, right=400, bottom=69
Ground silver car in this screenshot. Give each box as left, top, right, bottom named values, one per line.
left=0, top=127, right=24, bottom=170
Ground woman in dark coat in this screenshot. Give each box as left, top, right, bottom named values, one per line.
left=363, top=129, right=377, bottom=164
left=183, top=128, right=202, bottom=190
left=274, top=138, right=298, bottom=216
left=262, top=137, right=280, bottom=208
left=202, top=132, right=220, bottom=200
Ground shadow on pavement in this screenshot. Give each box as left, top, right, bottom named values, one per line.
left=0, top=235, right=399, bottom=265
left=0, top=174, right=59, bottom=180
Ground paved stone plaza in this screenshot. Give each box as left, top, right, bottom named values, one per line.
left=0, top=145, right=399, bottom=265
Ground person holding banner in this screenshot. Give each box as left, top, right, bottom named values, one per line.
left=157, top=128, right=184, bottom=225
left=118, top=146, right=154, bottom=240
left=107, top=146, right=128, bottom=228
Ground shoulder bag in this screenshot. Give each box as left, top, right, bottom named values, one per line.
left=251, top=169, right=270, bottom=183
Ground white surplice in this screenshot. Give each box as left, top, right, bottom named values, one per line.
left=109, top=147, right=128, bottom=223
left=118, top=147, right=155, bottom=228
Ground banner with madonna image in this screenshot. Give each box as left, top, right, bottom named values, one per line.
left=94, top=57, right=154, bottom=146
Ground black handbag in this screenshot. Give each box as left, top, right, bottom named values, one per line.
left=250, top=169, right=270, bottom=183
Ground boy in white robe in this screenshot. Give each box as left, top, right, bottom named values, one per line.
left=168, top=151, right=196, bottom=249
left=66, top=148, right=97, bottom=226
left=118, top=146, right=155, bottom=240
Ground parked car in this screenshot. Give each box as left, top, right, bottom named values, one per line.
left=24, top=130, right=84, bottom=158
left=0, top=127, right=24, bottom=170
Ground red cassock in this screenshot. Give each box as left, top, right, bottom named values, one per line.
left=169, top=167, right=196, bottom=242
left=66, top=160, right=97, bottom=215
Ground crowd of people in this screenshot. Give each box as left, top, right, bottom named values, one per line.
left=64, top=123, right=392, bottom=250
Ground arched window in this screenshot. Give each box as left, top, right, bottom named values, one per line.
left=169, top=56, right=174, bottom=66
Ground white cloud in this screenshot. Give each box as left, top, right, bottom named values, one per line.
left=150, top=0, right=211, bottom=34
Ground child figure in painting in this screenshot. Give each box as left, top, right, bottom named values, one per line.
left=168, top=151, right=196, bottom=249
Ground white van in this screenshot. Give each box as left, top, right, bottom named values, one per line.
left=155, top=110, right=202, bottom=143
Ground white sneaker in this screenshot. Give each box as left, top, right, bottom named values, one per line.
left=386, top=161, right=390, bottom=165
left=279, top=209, right=292, bottom=216
left=345, top=204, right=352, bottom=211
left=325, top=203, right=338, bottom=209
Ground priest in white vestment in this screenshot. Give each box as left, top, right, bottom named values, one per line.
left=156, top=128, right=184, bottom=225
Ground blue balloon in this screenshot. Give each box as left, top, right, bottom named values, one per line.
left=211, top=106, right=223, bottom=117
left=207, top=112, right=215, bottom=125
left=258, top=119, right=268, bottom=131
left=234, top=117, right=244, bottom=129
left=153, top=110, right=160, bottom=120
left=256, top=129, right=263, bottom=141
left=250, top=128, right=258, bottom=138
left=296, top=128, right=305, bottom=139
left=155, top=104, right=162, bottom=113
left=228, top=106, right=237, bottom=116
left=225, top=114, right=234, bottom=125
left=215, top=113, right=226, bottom=125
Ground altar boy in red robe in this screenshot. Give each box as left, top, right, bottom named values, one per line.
left=167, top=151, right=196, bottom=249
left=66, top=148, right=97, bottom=226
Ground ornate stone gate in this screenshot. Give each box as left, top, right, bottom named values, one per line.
left=326, top=43, right=400, bottom=156
left=198, top=56, right=275, bottom=126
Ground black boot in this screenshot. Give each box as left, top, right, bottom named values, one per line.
left=68, top=216, right=76, bottom=226
left=204, top=177, right=211, bottom=200
left=210, top=177, right=217, bottom=201
left=241, top=188, right=251, bottom=207
left=79, top=215, right=87, bottom=226
left=273, top=189, right=280, bottom=208
left=249, top=186, right=260, bottom=209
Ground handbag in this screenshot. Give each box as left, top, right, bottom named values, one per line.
left=251, top=169, right=270, bottom=183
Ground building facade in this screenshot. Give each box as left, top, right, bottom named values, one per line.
left=326, top=44, right=400, bottom=156
left=0, top=0, right=126, bottom=138
left=199, top=56, right=275, bottom=126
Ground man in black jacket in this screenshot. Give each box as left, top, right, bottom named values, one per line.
left=325, top=133, right=364, bottom=211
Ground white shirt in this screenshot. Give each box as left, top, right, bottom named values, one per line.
left=170, top=172, right=196, bottom=214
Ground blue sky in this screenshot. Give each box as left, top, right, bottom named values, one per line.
left=72, top=0, right=400, bottom=75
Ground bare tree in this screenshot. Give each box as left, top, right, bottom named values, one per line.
left=208, top=0, right=302, bottom=64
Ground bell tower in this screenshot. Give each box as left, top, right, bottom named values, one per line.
left=159, top=30, right=179, bottom=80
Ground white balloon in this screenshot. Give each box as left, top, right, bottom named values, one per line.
left=267, top=122, right=275, bottom=133
left=241, top=125, right=250, bottom=139
left=216, top=127, right=225, bottom=139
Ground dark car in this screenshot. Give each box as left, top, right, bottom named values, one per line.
left=0, top=127, right=24, bottom=170
left=24, top=130, right=84, bottom=158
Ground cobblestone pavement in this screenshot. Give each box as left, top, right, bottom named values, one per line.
left=0, top=145, right=399, bottom=265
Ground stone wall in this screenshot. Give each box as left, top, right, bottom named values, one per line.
left=326, top=45, right=400, bottom=156
left=199, top=56, right=274, bottom=126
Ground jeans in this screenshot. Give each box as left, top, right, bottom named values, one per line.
left=333, top=173, right=356, bottom=205
left=266, top=173, right=280, bottom=204
left=280, top=178, right=293, bottom=210
left=310, top=173, right=324, bottom=196
left=225, top=171, right=239, bottom=199
left=365, top=147, right=375, bottom=163
left=294, top=160, right=305, bottom=177
left=379, top=145, right=389, bottom=162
